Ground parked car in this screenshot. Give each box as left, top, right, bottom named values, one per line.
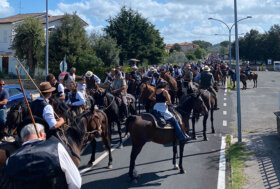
left=4, top=85, right=32, bottom=110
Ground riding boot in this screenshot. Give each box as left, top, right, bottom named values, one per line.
left=213, top=95, right=220, bottom=110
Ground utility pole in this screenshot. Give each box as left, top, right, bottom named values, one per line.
left=45, top=0, right=49, bottom=77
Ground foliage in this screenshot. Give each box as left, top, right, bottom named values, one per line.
left=194, top=47, right=207, bottom=59
left=164, top=51, right=187, bottom=64
left=185, top=51, right=196, bottom=61
left=104, top=6, right=166, bottom=65
left=220, top=41, right=230, bottom=48
left=49, top=13, right=93, bottom=76
left=192, top=40, right=212, bottom=50
left=12, top=16, right=45, bottom=77
left=170, top=43, right=182, bottom=53
left=220, top=47, right=228, bottom=57
left=89, top=33, right=120, bottom=67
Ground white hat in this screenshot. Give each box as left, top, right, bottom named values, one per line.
left=132, top=65, right=138, bottom=69
left=150, top=67, right=155, bottom=72
left=203, top=66, right=211, bottom=71
left=85, top=71, right=93, bottom=77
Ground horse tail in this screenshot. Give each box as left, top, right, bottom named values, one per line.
left=125, top=115, right=137, bottom=137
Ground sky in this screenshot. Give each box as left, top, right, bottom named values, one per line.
left=1, top=0, right=280, bottom=45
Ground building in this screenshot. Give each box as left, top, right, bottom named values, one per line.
left=0, top=13, right=87, bottom=76
left=165, top=42, right=199, bottom=54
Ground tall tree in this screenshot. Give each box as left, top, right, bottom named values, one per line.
left=12, top=16, right=45, bottom=77
left=192, top=40, right=212, bottom=50
left=164, top=51, right=187, bottom=64
left=104, top=6, right=166, bottom=65
left=49, top=13, right=95, bottom=75
left=194, top=47, right=207, bottom=59
left=89, top=33, right=120, bottom=67
left=265, top=25, right=280, bottom=61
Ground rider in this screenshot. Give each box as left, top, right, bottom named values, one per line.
left=104, top=68, right=115, bottom=87
left=0, top=79, right=9, bottom=138
left=66, top=81, right=86, bottom=116
left=149, top=81, right=188, bottom=143
left=151, top=72, right=163, bottom=86
left=85, top=71, right=101, bottom=88
left=30, top=82, right=65, bottom=131
left=199, top=66, right=220, bottom=110
left=6, top=123, right=81, bottom=189
left=130, top=65, right=142, bottom=82
left=246, top=61, right=251, bottom=76
left=46, top=73, right=65, bottom=100
left=183, top=64, right=193, bottom=94
left=111, top=70, right=128, bottom=122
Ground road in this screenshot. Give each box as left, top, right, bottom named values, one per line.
left=79, top=79, right=234, bottom=189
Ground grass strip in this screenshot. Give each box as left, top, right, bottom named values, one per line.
left=226, top=135, right=253, bottom=189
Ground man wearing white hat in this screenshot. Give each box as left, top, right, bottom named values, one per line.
left=85, top=71, right=101, bottom=90
left=130, top=65, right=142, bottom=81
left=199, top=66, right=219, bottom=110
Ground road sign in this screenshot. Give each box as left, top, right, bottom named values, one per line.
left=59, top=60, right=67, bottom=73
left=59, top=72, right=67, bottom=83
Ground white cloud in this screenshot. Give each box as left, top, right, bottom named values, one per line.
left=0, top=0, right=14, bottom=17
left=48, top=0, right=280, bottom=44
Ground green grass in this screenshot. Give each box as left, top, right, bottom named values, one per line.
left=227, top=78, right=234, bottom=90
left=226, top=135, right=253, bottom=189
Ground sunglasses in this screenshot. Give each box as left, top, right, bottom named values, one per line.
left=0, top=84, right=5, bottom=86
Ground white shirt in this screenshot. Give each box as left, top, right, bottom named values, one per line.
left=66, top=91, right=86, bottom=106
left=36, top=97, right=57, bottom=128
left=57, top=83, right=65, bottom=97
left=6, top=139, right=81, bottom=189
left=93, top=74, right=101, bottom=84
left=78, top=83, right=87, bottom=99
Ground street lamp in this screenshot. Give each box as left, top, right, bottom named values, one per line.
left=208, top=16, right=252, bottom=69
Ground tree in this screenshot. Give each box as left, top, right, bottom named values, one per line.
left=164, top=51, right=187, bottom=64
left=192, top=40, right=212, bottom=50
left=170, top=43, right=182, bottom=53
left=89, top=33, right=120, bottom=67
left=220, top=41, right=229, bottom=48
left=49, top=13, right=94, bottom=75
left=194, top=47, right=207, bottom=59
left=265, top=25, right=280, bottom=61
left=12, top=16, right=45, bottom=77
left=186, top=51, right=196, bottom=61
left=104, top=6, right=166, bottom=65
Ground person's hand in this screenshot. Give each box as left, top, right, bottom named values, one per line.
left=58, top=117, right=65, bottom=124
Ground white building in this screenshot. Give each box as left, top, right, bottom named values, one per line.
left=0, top=13, right=87, bottom=76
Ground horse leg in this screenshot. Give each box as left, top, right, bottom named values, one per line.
left=203, top=114, right=209, bottom=141
left=102, top=133, right=113, bottom=169
left=173, top=140, right=179, bottom=170
left=117, top=121, right=123, bottom=148
left=129, top=142, right=145, bottom=183
left=211, top=109, right=215, bottom=133
left=191, top=115, right=197, bottom=140
left=179, top=140, right=186, bottom=174
left=88, top=139, right=97, bottom=165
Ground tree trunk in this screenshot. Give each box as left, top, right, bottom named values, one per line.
left=28, top=51, right=35, bottom=78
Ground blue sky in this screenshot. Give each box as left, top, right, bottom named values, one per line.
left=1, top=0, right=280, bottom=45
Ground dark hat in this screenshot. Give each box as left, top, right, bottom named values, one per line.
left=153, top=72, right=160, bottom=78
left=40, top=82, right=55, bottom=93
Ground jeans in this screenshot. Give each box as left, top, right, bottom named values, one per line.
left=168, top=117, right=186, bottom=141
left=0, top=108, right=7, bottom=130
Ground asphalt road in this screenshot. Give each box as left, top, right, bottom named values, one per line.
left=79, top=81, right=234, bottom=189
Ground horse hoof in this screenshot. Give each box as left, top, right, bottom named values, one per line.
left=174, top=164, right=179, bottom=170
left=204, top=137, right=208, bottom=141
left=118, top=144, right=123, bottom=149
left=192, top=136, right=197, bottom=140
left=108, top=164, right=113, bottom=169
left=180, top=169, right=186, bottom=174
left=212, top=130, right=215, bottom=134
left=87, top=161, right=93, bottom=166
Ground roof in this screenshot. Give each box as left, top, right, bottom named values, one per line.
left=165, top=42, right=199, bottom=50
left=0, top=13, right=88, bottom=26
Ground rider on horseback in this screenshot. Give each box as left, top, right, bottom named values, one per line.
left=111, top=70, right=128, bottom=122
left=183, top=64, right=193, bottom=94
left=199, top=66, right=220, bottom=110
left=66, top=81, right=86, bottom=116
left=46, top=73, right=65, bottom=100
left=246, top=61, right=251, bottom=76
left=149, top=81, right=189, bottom=143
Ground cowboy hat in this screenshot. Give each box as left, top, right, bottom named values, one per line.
left=39, top=82, right=55, bottom=93
left=132, top=65, right=138, bottom=69
left=150, top=67, right=155, bottom=72
left=85, top=71, right=93, bottom=77
left=203, top=66, right=211, bottom=71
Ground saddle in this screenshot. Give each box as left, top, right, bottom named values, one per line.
left=141, top=112, right=173, bottom=130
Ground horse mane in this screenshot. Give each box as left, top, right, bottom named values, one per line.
left=177, top=94, right=196, bottom=114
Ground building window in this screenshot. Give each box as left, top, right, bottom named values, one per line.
left=2, top=57, right=9, bottom=74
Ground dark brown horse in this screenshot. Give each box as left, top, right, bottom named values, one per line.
left=139, top=83, right=156, bottom=112
left=125, top=93, right=208, bottom=183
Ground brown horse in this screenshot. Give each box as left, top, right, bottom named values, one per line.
left=160, top=71, right=178, bottom=103
left=139, top=83, right=156, bottom=112
left=125, top=93, right=208, bottom=182
left=240, top=72, right=258, bottom=89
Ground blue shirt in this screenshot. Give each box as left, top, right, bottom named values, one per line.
left=0, top=89, right=9, bottom=109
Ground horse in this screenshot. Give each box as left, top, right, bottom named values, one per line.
left=228, top=69, right=236, bottom=88
left=139, top=83, right=156, bottom=112
left=160, top=71, right=178, bottom=104
left=212, top=69, right=222, bottom=84
left=220, top=69, right=227, bottom=86
left=240, top=72, right=258, bottom=89
left=125, top=93, right=208, bottom=183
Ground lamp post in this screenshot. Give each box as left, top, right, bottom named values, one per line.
left=45, top=0, right=49, bottom=77
left=208, top=16, right=252, bottom=69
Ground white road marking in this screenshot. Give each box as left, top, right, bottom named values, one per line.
left=79, top=135, right=130, bottom=174
left=223, top=111, right=227, bottom=115
left=224, top=93, right=227, bottom=96
left=223, top=120, right=227, bottom=127
left=225, top=89, right=227, bottom=93
left=224, top=98, right=227, bottom=101
left=223, top=103, right=227, bottom=107
left=217, top=136, right=226, bottom=189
